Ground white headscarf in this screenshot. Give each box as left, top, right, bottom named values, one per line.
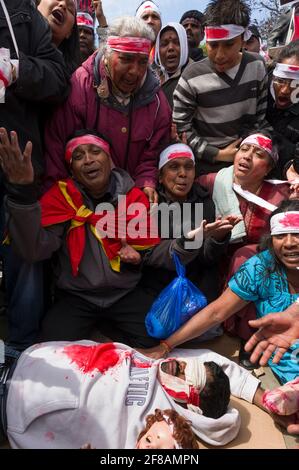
left=158, top=357, right=207, bottom=414
left=155, top=22, right=189, bottom=81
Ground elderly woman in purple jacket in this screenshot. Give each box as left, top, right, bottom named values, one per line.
left=44, top=15, right=172, bottom=203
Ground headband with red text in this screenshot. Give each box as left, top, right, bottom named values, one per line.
left=77, top=12, right=94, bottom=30
left=107, top=36, right=152, bottom=56
left=159, top=143, right=195, bottom=170
left=205, top=24, right=251, bottom=41
left=240, top=134, right=278, bottom=163
left=273, top=63, right=299, bottom=81
left=136, top=1, right=161, bottom=18
left=65, top=135, right=111, bottom=164
left=271, top=212, right=299, bottom=236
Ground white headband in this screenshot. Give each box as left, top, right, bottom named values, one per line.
left=155, top=23, right=189, bottom=79
left=240, top=133, right=278, bottom=163
left=158, top=358, right=206, bottom=414
left=205, top=24, right=251, bottom=42
left=273, top=63, right=299, bottom=81
left=159, top=143, right=195, bottom=170
left=271, top=212, right=299, bottom=236
left=162, top=414, right=182, bottom=449
left=136, top=1, right=161, bottom=18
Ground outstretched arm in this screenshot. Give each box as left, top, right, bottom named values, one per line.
left=245, top=302, right=299, bottom=366
left=139, top=288, right=248, bottom=359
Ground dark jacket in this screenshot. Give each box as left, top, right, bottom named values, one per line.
left=141, top=182, right=230, bottom=303
left=189, top=47, right=204, bottom=62
left=161, top=59, right=193, bottom=110
left=0, top=0, right=70, bottom=176
left=267, top=94, right=299, bottom=177
left=267, top=7, right=292, bottom=48
left=44, top=51, right=172, bottom=190
left=6, top=169, right=197, bottom=307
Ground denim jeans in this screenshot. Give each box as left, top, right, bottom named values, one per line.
left=1, top=246, right=44, bottom=350
left=0, top=190, right=44, bottom=349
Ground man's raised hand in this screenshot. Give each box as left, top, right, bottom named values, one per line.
left=0, top=128, right=34, bottom=184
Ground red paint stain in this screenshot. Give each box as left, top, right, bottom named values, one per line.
left=132, top=357, right=152, bottom=368
left=45, top=431, right=55, bottom=441
left=256, top=136, right=271, bottom=152
left=63, top=343, right=120, bottom=374
left=279, top=213, right=299, bottom=228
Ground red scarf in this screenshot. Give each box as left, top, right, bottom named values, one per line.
left=40, top=179, right=160, bottom=276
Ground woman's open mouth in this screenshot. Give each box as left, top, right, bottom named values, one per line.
left=51, top=9, right=65, bottom=25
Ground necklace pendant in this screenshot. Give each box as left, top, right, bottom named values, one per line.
left=97, top=78, right=109, bottom=99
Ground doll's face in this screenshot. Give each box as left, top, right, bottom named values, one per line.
left=136, top=420, right=176, bottom=449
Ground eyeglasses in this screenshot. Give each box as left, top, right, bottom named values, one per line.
left=273, top=77, right=299, bottom=89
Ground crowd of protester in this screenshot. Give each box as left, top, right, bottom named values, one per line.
left=0, top=0, right=299, bottom=448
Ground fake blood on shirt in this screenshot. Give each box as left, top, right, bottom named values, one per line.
left=63, top=343, right=121, bottom=374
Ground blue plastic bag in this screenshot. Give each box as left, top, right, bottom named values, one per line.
left=145, top=253, right=208, bottom=339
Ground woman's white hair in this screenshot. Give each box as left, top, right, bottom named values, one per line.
left=100, top=16, right=155, bottom=56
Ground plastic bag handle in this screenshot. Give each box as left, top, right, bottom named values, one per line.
left=173, top=252, right=186, bottom=278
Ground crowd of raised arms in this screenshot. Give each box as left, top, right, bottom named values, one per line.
left=0, top=0, right=298, bottom=450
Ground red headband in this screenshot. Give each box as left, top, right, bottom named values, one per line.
left=107, top=36, right=152, bottom=56
left=65, top=135, right=111, bottom=164
left=205, top=25, right=247, bottom=41
left=167, top=151, right=194, bottom=160
left=77, top=14, right=94, bottom=29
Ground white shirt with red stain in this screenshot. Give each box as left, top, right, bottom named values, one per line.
left=6, top=341, right=259, bottom=449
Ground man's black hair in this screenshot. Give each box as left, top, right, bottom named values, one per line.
left=278, top=39, right=299, bottom=63
left=67, top=129, right=112, bottom=148
left=248, top=24, right=261, bottom=39
left=204, top=0, right=250, bottom=28
left=200, top=361, right=231, bottom=419
left=180, top=10, right=204, bottom=25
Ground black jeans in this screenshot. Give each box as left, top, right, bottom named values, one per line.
left=39, top=286, right=159, bottom=348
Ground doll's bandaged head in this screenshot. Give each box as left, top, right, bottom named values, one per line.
left=158, top=357, right=207, bottom=414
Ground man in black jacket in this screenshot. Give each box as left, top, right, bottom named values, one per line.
left=0, top=0, right=70, bottom=350
left=267, top=6, right=293, bottom=48
left=180, top=10, right=205, bottom=62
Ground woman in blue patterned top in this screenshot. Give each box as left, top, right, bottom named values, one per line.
left=141, top=200, right=299, bottom=384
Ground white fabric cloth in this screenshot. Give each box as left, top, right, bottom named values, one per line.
left=162, top=414, right=182, bottom=448
left=240, top=133, right=278, bottom=163
left=273, top=63, right=299, bottom=81
left=155, top=22, right=189, bottom=81
left=212, top=166, right=246, bottom=243
left=270, top=211, right=299, bottom=235
left=233, top=184, right=278, bottom=213
left=136, top=1, right=161, bottom=18
left=205, top=24, right=251, bottom=42
left=6, top=342, right=260, bottom=449
left=157, top=358, right=206, bottom=414
left=158, top=143, right=195, bottom=170
left=0, top=47, right=11, bottom=103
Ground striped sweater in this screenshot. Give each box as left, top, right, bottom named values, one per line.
left=173, top=52, right=268, bottom=174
